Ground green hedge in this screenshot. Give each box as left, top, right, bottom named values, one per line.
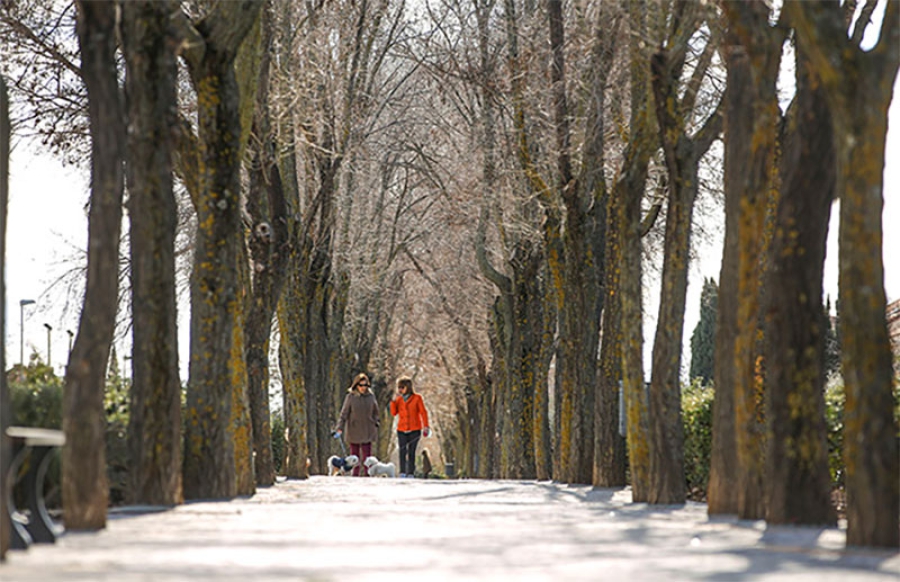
left=7, top=359, right=130, bottom=506
left=681, top=371, right=900, bottom=500
left=682, top=379, right=713, bottom=498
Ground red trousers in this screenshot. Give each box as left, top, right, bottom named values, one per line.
left=350, top=442, right=372, bottom=476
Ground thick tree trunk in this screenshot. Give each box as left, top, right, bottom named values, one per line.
left=595, top=190, right=626, bottom=487
left=1, top=75, right=11, bottom=558
left=548, top=0, right=598, bottom=486
left=764, top=45, right=835, bottom=526
left=181, top=1, right=264, bottom=500
left=837, top=103, right=899, bottom=547
left=618, top=157, right=651, bottom=501
left=720, top=1, right=783, bottom=520
left=278, top=287, right=309, bottom=479
left=786, top=0, right=899, bottom=548
left=231, top=255, right=254, bottom=496
left=708, top=44, right=745, bottom=518
left=63, top=0, right=125, bottom=528
left=245, top=5, right=288, bottom=487
left=122, top=0, right=183, bottom=507
left=618, top=0, right=656, bottom=502
left=276, top=145, right=309, bottom=479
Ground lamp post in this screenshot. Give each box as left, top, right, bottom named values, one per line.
left=19, top=298, right=35, bottom=366
left=44, top=323, right=52, bottom=367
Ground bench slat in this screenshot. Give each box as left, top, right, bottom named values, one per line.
left=6, top=427, right=66, bottom=447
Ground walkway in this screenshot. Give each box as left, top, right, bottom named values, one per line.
left=2, top=477, right=898, bottom=581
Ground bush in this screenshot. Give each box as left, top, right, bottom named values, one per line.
left=271, top=410, right=285, bottom=474
left=823, top=377, right=845, bottom=489
left=681, top=371, right=899, bottom=499
left=7, top=357, right=131, bottom=506
left=8, top=360, right=63, bottom=429
left=682, top=379, right=713, bottom=499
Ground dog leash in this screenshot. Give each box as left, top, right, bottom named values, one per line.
left=331, top=430, right=347, bottom=456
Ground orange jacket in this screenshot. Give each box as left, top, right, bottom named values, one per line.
left=390, top=393, right=429, bottom=432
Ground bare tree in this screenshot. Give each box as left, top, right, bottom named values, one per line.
left=1, top=74, right=11, bottom=559
left=787, top=0, right=899, bottom=548
left=62, top=0, right=125, bottom=529
left=121, top=0, right=184, bottom=507
left=244, top=0, right=288, bottom=487
left=716, top=0, right=784, bottom=521
left=647, top=1, right=723, bottom=504
left=177, top=0, right=264, bottom=500
left=763, top=15, right=835, bottom=526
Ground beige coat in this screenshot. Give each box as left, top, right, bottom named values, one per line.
left=336, top=389, right=379, bottom=444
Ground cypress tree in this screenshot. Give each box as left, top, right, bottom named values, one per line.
left=690, top=278, right=718, bottom=385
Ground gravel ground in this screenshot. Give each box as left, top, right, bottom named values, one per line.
left=1, top=476, right=898, bottom=581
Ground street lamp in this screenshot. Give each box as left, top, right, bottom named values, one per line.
left=19, top=298, right=35, bottom=366
left=44, top=323, right=52, bottom=367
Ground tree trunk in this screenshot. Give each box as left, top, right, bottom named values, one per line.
left=595, top=189, right=626, bottom=487
left=708, top=39, right=746, bottom=518
left=245, top=4, right=289, bottom=487
left=618, top=0, right=657, bottom=502
left=547, top=0, right=599, bottom=486
left=721, top=1, right=783, bottom=520
left=1, top=74, right=11, bottom=558
left=763, top=41, right=835, bottom=526
left=786, top=0, right=899, bottom=548
left=231, top=251, right=254, bottom=496
left=63, top=0, right=125, bottom=528
left=837, top=102, right=899, bottom=548
left=181, top=1, right=264, bottom=500
left=278, top=279, right=309, bottom=479
left=122, top=0, right=183, bottom=506
left=648, top=29, right=723, bottom=503
left=275, top=138, right=309, bottom=479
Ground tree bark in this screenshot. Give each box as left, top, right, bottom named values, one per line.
left=595, top=190, right=626, bottom=487
left=63, top=0, right=125, bottom=529
left=763, top=37, right=835, bottom=526
left=245, top=2, right=288, bottom=487
left=787, top=0, right=899, bottom=548
left=548, top=0, right=601, bottom=486
left=618, top=0, right=658, bottom=502
left=647, top=15, right=722, bottom=503
left=122, top=0, right=183, bottom=507
left=720, top=1, right=783, bottom=520
left=1, top=74, right=11, bottom=558
left=180, top=0, right=264, bottom=500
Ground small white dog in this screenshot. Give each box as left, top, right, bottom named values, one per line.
left=363, top=456, right=396, bottom=478
left=326, top=454, right=359, bottom=476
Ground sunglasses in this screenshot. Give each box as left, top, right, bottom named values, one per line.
left=358, top=383, right=370, bottom=387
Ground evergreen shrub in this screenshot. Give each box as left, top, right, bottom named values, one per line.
left=681, top=378, right=713, bottom=499
left=271, top=410, right=285, bottom=474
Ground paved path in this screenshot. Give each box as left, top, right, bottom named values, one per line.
left=2, top=477, right=898, bottom=581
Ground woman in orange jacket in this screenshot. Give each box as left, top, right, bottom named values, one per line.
left=389, top=375, right=430, bottom=478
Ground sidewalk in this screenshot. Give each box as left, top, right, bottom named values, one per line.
left=1, top=476, right=898, bottom=581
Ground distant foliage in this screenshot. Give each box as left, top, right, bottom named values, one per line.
left=823, top=377, right=845, bottom=489
left=682, top=379, right=713, bottom=499
left=823, top=296, right=841, bottom=378
left=689, top=278, right=718, bottom=385
left=271, top=410, right=285, bottom=474
left=8, top=356, right=63, bottom=428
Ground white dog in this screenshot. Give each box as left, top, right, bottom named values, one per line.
left=363, top=456, right=396, bottom=478
left=326, top=454, right=359, bottom=476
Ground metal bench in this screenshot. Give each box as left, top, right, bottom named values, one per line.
left=5, top=427, right=65, bottom=549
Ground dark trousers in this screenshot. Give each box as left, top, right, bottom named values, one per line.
left=398, top=430, right=421, bottom=476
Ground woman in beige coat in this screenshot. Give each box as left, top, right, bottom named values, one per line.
left=334, top=373, right=379, bottom=476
